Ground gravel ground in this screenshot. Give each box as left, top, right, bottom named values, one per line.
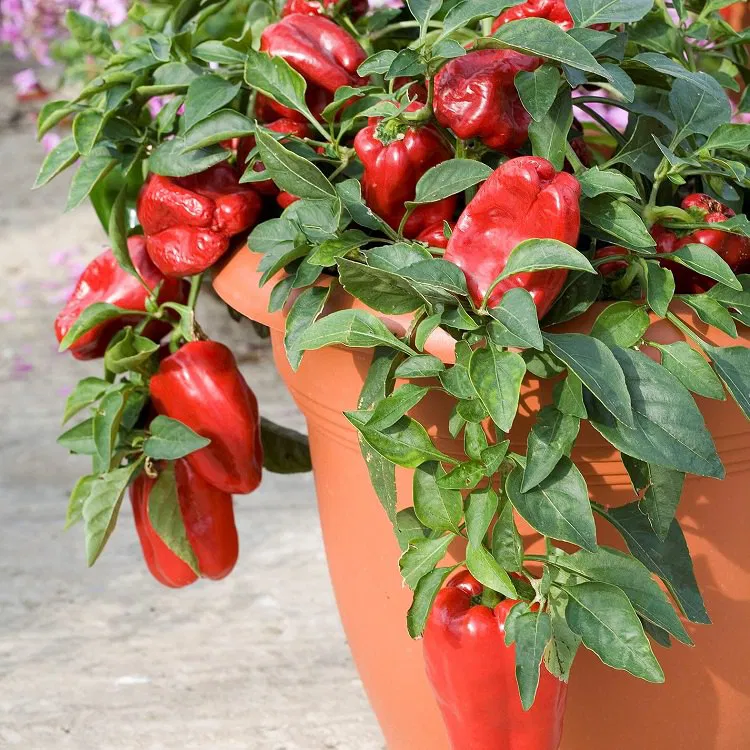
left=0, top=54, right=383, bottom=749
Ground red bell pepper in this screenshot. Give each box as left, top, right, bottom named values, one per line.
left=353, top=105, right=457, bottom=238
left=54, top=236, right=187, bottom=360
left=130, top=458, right=239, bottom=588
left=237, top=118, right=311, bottom=195
left=416, top=221, right=454, bottom=249
left=282, top=0, right=368, bottom=18
left=423, top=571, right=568, bottom=750
left=444, top=156, right=581, bottom=315
left=434, top=50, right=542, bottom=152
left=149, top=340, right=263, bottom=495
left=137, top=163, right=262, bottom=278
left=594, top=244, right=629, bottom=277
left=653, top=193, right=750, bottom=293
left=493, top=0, right=607, bottom=31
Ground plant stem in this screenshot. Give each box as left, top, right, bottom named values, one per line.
left=574, top=103, right=626, bottom=146
left=188, top=273, right=204, bottom=312
left=565, top=142, right=585, bottom=175
left=666, top=311, right=709, bottom=348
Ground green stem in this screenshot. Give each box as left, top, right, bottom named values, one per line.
left=565, top=142, right=585, bottom=175
left=369, top=20, right=441, bottom=41
left=666, top=311, right=709, bottom=348
left=481, top=587, right=502, bottom=608
left=187, top=273, right=204, bottom=312
left=574, top=103, right=626, bottom=146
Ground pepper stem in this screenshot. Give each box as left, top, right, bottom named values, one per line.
left=187, top=273, right=204, bottom=313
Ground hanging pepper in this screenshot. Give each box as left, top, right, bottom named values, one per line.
left=54, top=236, right=187, bottom=360
left=594, top=245, right=629, bottom=277
left=237, top=119, right=312, bottom=195
left=445, top=156, right=581, bottom=316
left=130, top=459, right=239, bottom=588
left=282, top=0, right=368, bottom=18
left=354, top=105, right=457, bottom=238
left=493, top=0, right=607, bottom=31
left=434, top=50, right=542, bottom=152
left=417, top=221, right=454, bottom=250
left=260, top=14, right=366, bottom=121
left=652, top=193, right=750, bottom=293
left=423, top=571, right=568, bottom=750
left=136, top=162, right=262, bottom=278
left=149, top=341, right=263, bottom=495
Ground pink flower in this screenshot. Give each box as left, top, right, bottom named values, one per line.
left=12, top=68, right=38, bottom=95
left=41, top=131, right=62, bottom=153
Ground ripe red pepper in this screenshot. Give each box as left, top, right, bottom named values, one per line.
left=260, top=14, right=366, bottom=121
left=353, top=106, right=457, bottom=238
left=445, top=156, right=581, bottom=316
left=277, top=191, right=300, bottom=209
left=493, top=0, right=607, bottom=31
left=237, top=119, right=311, bottom=195
left=54, top=236, right=187, bottom=360
left=423, top=571, right=568, bottom=750
left=136, top=162, right=262, bottom=278
left=434, top=50, right=542, bottom=152
left=594, top=244, right=629, bottom=277
left=130, top=459, right=239, bottom=588
left=416, top=221, right=454, bottom=249
left=282, top=0, right=368, bottom=17
left=149, top=341, right=263, bottom=495
left=653, top=193, right=750, bottom=293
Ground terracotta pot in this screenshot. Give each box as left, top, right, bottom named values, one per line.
left=214, top=248, right=750, bottom=750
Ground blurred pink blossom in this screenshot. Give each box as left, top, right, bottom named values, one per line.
left=41, top=131, right=62, bottom=153
left=12, top=68, right=39, bottom=95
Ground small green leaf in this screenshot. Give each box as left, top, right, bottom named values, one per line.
left=407, top=566, right=455, bottom=638
left=394, top=355, right=445, bottom=379
left=667, top=243, right=743, bottom=291
left=413, top=461, right=463, bottom=535
left=492, top=498, right=524, bottom=571
left=244, top=50, right=313, bottom=121
left=300, top=310, right=414, bottom=355
left=410, top=160, right=493, bottom=205
left=509, top=609, right=552, bottom=710
left=577, top=167, right=640, bottom=200
left=528, top=87, right=573, bottom=171
left=63, top=377, right=111, bottom=424
left=677, top=295, right=737, bottom=338
left=65, top=474, right=96, bottom=529
left=182, top=75, right=241, bottom=130
left=36, top=136, right=78, bottom=189
left=400, top=534, right=455, bottom=590
left=499, top=239, right=596, bottom=280
left=93, top=391, right=126, bottom=473
left=368, top=384, right=429, bottom=431
left=143, top=416, right=211, bottom=460
left=590, top=302, right=650, bottom=348
left=703, top=343, right=750, bottom=419
left=488, top=288, right=544, bottom=350
left=465, top=487, right=499, bottom=546
left=522, top=406, right=580, bottom=491
left=515, top=64, right=561, bottom=122
left=285, top=285, right=333, bottom=371
left=466, top=543, right=518, bottom=598
left=644, top=261, right=675, bottom=317
left=469, top=346, right=526, bottom=433
left=653, top=341, right=725, bottom=400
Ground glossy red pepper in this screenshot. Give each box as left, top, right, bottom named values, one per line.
left=434, top=50, right=542, bottom=152
left=445, top=156, right=581, bottom=315
left=282, top=0, right=368, bottom=17
left=653, top=193, right=750, bottom=293
left=423, top=571, right=568, bottom=750
left=493, top=0, right=607, bottom=31
left=54, top=236, right=187, bottom=360
left=137, top=162, right=262, bottom=278
left=416, top=221, right=454, bottom=250
left=277, top=191, right=300, bottom=209
left=149, top=340, right=263, bottom=495
left=237, top=119, right=312, bottom=195
left=594, top=244, right=629, bottom=277
left=354, top=106, right=457, bottom=238
left=260, top=14, right=366, bottom=122
left=130, top=459, right=239, bottom=588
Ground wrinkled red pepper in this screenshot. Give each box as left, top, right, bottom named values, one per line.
left=260, top=14, right=366, bottom=121
left=149, top=340, right=263, bottom=495
left=282, top=0, right=368, bottom=18
left=445, top=156, right=581, bottom=316
left=493, top=0, right=606, bottom=31
left=54, top=236, right=187, bottom=360
left=434, top=50, right=541, bottom=152
left=237, top=119, right=312, bottom=195
left=354, top=105, right=457, bottom=238
left=423, top=571, right=568, bottom=750
left=137, top=163, right=262, bottom=278
left=653, top=193, right=750, bottom=293
left=130, top=458, right=239, bottom=588
left=417, top=221, right=454, bottom=250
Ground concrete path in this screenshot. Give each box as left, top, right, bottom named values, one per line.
left=0, top=54, right=384, bottom=750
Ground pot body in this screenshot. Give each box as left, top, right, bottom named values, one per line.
left=215, top=250, right=750, bottom=750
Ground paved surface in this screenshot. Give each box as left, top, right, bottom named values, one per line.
left=0, top=55, right=383, bottom=749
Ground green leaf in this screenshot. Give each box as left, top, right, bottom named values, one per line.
left=604, top=117, right=665, bottom=177
left=702, top=123, right=750, bottom=153
left=37, top=100, right=78, bottom=138
left=82, top=463, right=141, bottom=566
left=66, top=9, right=115, bottom=57
left=57, top=302, right=131, bottom=353
left=491, top=18, right=612, bottom=80
left=182, top=109, right=255, bottom=152
left=410, top=160, right=493, bottom=205
left=406, top=0, right=443, bottom=36
left=148, top=464, right=200, bottom=574
left=394, top=354, right=445, bottom=379
left=481, top=440, right=511, bottom=474
left=437, top=461, right=486, bottom=490
left=577, top=167, right=640, bottom=199
left=358, top=50, right=398, bottom=76
left=515, top=64, right=561, bottom=122
left=284, top=285, right=333, bottom=371
left=407, top=566, right=455, bottom=638
left=338, top=259, right=424, bottom=315
left=702, top=343, right=750, bottom=419
left=560, top=547, right=691, bottom=644
left=399, top=258, right=469, bottom=296
left=545, top=588, right=581, bottom=680
left=506, top=459, right=597, bottom=551
left=93, top=391, right=126, bottom=473
left=678, top=295, right=737, bottom=338
left=644, top=261, right=675, bottom=317
left=63, top=377, right=111, bottom=424
left=498, top=239, right=595, bottom=280
left=260, top=418, right=311, bottom=474
left=465, top=487, right=499, bottom=546
left=104, top=328, right=159, bottom=375
left=244, top=50, right=312, bottom=121
left=586, top=347, right=723, bottom=478
left=58, top=418, right=96, bottom=455
left=621, top=455, right=684, bottom=540
left=590, top=302, right=650, bottom=348
left=564, top=582, right=664, bottom=682
left=72, top=110, right=105, bottom=156
left=522, top=406, right=580, bottom=491
left=543, top=271, right=603, bottom=326
left=528, top=88, right=573, bottom=171
left=368, top=384, right=429, bottom=431
left=601, top=502, right=710, bottom=624
left=441, top=0, right=521, bottom=37
left=653, top=341, right=725, bottom=400
left=554, top=372, right=587, bottom=418
left=414, top=462, right=463, bottom=535
left=66, top=142, right=118, bottom=210
left=300, top=310, right=414, bottom=355
left=65, top=474, right=96, bottom=529
left=542, top=333, right=633, bottom=426
left=256, top=127, right=337, bottom=202
left=107, top=188, right=138, bottom=281
left=492, top=498, right=524, bottom=571
left=568, top=0, right=653, bottom=26
left=149, top=137, right=230, bottom=178
left=469, top=346, right=526, bottom=433
left=582, top=195, right=655, bottom=249
left=400, top=534, right=455, bottom=590
left=183, top=75, right=241, bottom=130
left=466, top=542, right=518, bottom=597
left=667, top=244, right=743, bottom=291
left=669, top=75, right=731, bottom=141
left=508, top=609, right=552, bottom=710
left=143, top=416, right=210, bottom=460
left=707, top=274, right=750, bottom=326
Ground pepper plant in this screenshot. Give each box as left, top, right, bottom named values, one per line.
left=41, top=0, right=750, bottom=718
